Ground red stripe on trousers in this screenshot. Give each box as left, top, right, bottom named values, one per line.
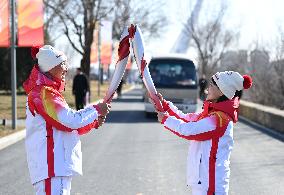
left=46, top=124, right=55, bottom=178
left=207, top=137, right=219, bottom=195
left=45, top=178, right=51, bottom=195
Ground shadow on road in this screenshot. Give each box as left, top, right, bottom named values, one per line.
left=118, top=91, right=143, bottom=97
left=106, top=88, right=158, bottom=123
left=112, top=88, right=144, bottom=103
left=106, top=110, right=157, bottom=123
left=112, top=98, right=143, bottom=103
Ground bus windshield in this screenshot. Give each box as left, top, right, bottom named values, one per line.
left=149, top=58, right=197, bottom=89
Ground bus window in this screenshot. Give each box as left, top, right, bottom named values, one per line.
left=149, top=59, right=197, bottom=89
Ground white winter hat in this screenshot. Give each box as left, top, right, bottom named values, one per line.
left=212, top=71, right=253, bottom=99
left=36, top=45, right=67, bottom=72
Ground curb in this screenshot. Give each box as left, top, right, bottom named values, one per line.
left=0, top=129, right=26, bottom=150
left=0, top=85, right=136, bottom=151
left=239, top=116, right=284, bottom=142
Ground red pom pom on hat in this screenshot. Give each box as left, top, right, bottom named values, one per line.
left=243, top=75, right=253, bottom=89
left=31, top=45, right=42, bottom=59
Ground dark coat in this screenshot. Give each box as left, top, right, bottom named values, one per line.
left=72, top=73, right=89, bottom=96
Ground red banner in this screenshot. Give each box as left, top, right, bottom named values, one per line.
left=90, top=21, right=112, bottom=69
left=18, top=0, right=44, bottom=46
left=0, top=0, right=10, bottom=47
left=91, top=29, right=99, bottom=64
left=101, top=43, right=112, bottom=69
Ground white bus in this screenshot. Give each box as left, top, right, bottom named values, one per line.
left=143, top=54, right=198, bottom=117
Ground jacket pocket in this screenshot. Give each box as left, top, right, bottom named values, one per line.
left=63, top=131, right=81, bottom=164
left=187, top=149, right=202, bottom=184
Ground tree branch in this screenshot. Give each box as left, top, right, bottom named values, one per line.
left=44, top=0, right=84, bottom=54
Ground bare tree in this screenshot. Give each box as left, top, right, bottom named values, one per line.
left=111, top=0, right=168, bottom=41
left=185, top=4, right=238, bottom=78
left=271, top=29, right=284, bottom=109
left=43, top=0, right=113, bottom=77
left=43, top=0, right=167, bottom=77
left=247, top=47, right=272, bottom=104
left=43, top=0, right=61, bottom=45
left=245, top=37, right=284, bottom=109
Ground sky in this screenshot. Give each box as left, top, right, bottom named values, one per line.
left=147, top=0, right=284, bottom=56
left=61, top=0, right=284, bottom=67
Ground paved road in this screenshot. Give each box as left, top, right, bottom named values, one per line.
left=0, top=88, right=283, bottom=195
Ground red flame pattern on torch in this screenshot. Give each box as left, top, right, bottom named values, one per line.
left=140, top=56, right=147, bottom=78
left=128, top=24, right=136, bottom=39
left=117, top=36, right=130, bottom=62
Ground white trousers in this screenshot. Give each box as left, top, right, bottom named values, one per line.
left=191, top=187, right=228, bottom=195
left=191, top=187, right=207, bottom=195
left=33, top=176, right=72, bottom=195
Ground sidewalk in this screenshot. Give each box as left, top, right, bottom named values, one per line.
left=0, top=129, right=26, bottom=150
left=0, top=85, right=136, bottom=151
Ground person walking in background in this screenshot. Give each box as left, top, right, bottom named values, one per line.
left=72, top=68, right=90, bottom=110
left=155, top=71, right=252, bottom=195
left=23, top=45, right=111, bottom=195
left=199, top=74, right=208, bottom=101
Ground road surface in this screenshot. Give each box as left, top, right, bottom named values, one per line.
left=0, top=88, right=283, bottom=195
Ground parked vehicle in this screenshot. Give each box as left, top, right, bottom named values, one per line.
left=143, top=54, right=198, bottom=116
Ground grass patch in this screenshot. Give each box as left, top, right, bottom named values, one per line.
left=0, top=93, right=27, bottom=120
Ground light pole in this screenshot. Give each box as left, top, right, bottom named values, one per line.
left=97, top=22, right=101, bottom=97
left=11, top=0, right=17, bottom=129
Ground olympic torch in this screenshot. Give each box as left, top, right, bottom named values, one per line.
left=129, top=24, right=164, bottom=112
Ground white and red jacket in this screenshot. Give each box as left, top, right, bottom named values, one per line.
left=23, top=65, right=101, bottom=185
left=161, top=99, right=240, bottom=194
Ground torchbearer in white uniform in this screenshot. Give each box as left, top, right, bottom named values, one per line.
left=155, top=71, right=253, bottom=195
left=23, top=45, right=111, bottom=195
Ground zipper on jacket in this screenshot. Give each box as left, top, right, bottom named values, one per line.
left=198, top=154, right=202, bottom=184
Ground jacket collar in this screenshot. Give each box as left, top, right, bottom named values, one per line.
left=23, top=65, right=65, bottom=94
left=202, top=98, right=240, bottom=123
